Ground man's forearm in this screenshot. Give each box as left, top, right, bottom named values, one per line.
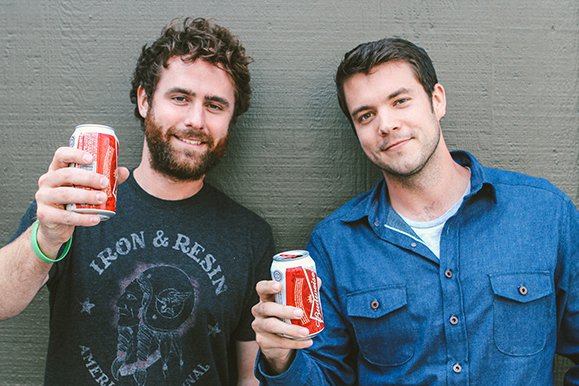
left=0, top=227, right=52, bottom=320
left=236, top=340, right=260, bottom=386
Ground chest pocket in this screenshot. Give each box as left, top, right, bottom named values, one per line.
left=346, top=285, right=415, bottom=366
left=489, top=271, right=554, bottom=356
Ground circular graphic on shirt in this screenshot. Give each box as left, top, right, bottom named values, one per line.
left=138, top=266, right=195, bottom=331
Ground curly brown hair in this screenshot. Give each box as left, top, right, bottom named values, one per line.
left=130, top=17, right=252, bottom=127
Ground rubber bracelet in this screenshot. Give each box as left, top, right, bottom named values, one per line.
left=31, top=220, right=72, bottom=263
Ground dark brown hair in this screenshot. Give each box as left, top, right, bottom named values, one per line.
left=335, top=38, right=438, bottom=127
left=130, top=17, right=252, bottom=127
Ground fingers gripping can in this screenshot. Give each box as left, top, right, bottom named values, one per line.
left=271, top=250, right=324, bottom=339
left=66, top=124, right=119, bottom=220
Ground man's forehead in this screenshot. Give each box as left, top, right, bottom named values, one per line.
left=156, top=56, right=235, bottom=98
left=349, top=61, right=418, bottom=86
left=345, top=62, right=420, bottom=98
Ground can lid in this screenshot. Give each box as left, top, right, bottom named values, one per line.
left=273, top=250, right=310, bottom=261
left=75, top=124, right=116, bottom=135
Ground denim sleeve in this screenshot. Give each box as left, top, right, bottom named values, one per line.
left=255, top=349, right=327, bottom=385
left=556, top=200, right=579, bottom=385
left=254, top=229, right=357, bottom=385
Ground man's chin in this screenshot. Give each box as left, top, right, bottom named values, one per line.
left=159, top=168, right=206, bottom=182
left=154, top=161, right=211, bottom=181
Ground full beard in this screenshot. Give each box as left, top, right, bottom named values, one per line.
left=144, top=111, right=229, bottom=181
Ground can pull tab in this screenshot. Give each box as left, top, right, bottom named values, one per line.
left=279, top=253, right=305, bottom=259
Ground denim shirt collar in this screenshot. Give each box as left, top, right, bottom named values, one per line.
left=340, top=151, right=496, bottom=227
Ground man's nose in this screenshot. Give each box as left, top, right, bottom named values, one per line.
left=184, top=102, right=205, bottom=130
left=377, top=109, right=399, bottom=136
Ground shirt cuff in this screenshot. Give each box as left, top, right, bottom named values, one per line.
left=255, top=349, right=312, bottom=385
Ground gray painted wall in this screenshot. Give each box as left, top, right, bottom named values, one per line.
left=1, top=0, right=577, bottom=384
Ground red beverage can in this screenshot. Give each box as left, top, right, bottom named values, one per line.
left=271, top=250, right=324, bottom=339
left=66, top=124, right=119, bottom=220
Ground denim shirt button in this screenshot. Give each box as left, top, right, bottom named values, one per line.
left=519, top=285, right=528, bottom=296
left=373, top=221, right=380, bottom=227
left=452, top=363, right=462, bottom=373
left=410, top=242, right=417, bottom=248
left=370, top=300, right=380, bottom=310
left=449, top=315, right=459, bottom=325
left=444, top=269, right=453, bottom=279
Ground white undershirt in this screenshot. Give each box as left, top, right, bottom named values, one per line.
left=398, top=182, right=471, bottom=258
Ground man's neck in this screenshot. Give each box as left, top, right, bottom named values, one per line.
left=133, top=161, right=205, bottom=201
left=386, top=151, right=470, bottom=222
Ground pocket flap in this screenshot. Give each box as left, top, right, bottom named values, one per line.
left=489, top=272, right=552, bottom=303
left=346, top=286, right=407, bottom=319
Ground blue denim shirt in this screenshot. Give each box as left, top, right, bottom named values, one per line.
left=257, top=151, right=578, bottom=385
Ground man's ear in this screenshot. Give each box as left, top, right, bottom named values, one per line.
left=431, top=83, right=446, bottom=120
left=137, top=85, right=149, bottom=118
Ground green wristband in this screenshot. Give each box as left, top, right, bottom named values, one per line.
left=30, top=220, right=72, bottom=263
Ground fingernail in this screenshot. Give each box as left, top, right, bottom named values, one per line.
left=300, top=327, right=310, bottom=336
left=82, top=153, right=93, bottom=163
left=100, top=176, right=109, bottom=187
left=293, top=308, right=303, bottom=318
left=272, top=282, right=281, bottom=291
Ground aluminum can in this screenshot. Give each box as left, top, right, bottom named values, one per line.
left=271, top=250, right=324, bottom=339
left=66, top=124, right=119, bottom=220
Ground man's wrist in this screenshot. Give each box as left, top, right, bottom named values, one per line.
left=31, top=221, right=72, bottom=262
left=263, top=349, right=296, bottom=375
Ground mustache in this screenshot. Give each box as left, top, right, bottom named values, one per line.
left=167, top=128, right=213, bottom=146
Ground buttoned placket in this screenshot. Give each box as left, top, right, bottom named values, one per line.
left=440, top=215, right=469, bottom=385
left=368, top=185, right=474, bottom=384
left=375, top=209, right=470, bottom=384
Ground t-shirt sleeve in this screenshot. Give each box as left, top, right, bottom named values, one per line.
left=8, top=199, right=66, bottom=285
left=8, top=200, right=38, bottom=243
left=234, top=220, right=275, bottom=341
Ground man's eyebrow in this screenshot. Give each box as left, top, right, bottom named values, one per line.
left=166, top=88, right=231, bottom=108
left=351, top=105, right=372, bottom=118
left=350, top=87, right=411, bottom=118
left=167, top=87, right=194, bottom=96
left=387, top=87, right=411, bottom=100
left=205, top=95, right=230, bottom=108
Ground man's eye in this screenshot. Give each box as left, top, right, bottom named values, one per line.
left=394, top=98, right=410, bottom=106
left=208, top=103, right=223, bottom=111
left=173, top=96, right=188, bottom=103
left=358, top=112, right=373, bottom=123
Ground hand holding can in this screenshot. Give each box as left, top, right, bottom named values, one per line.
left=270, top=250, right=324, bottom=339
left=66, top=124, right=119, bottom=220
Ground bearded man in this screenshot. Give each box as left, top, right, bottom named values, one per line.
left=0, top=17, right=273, bottom=386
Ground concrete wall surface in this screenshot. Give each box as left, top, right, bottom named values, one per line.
left=0, top=0, right=577, bottom=384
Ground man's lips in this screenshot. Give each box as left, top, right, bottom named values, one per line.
left=177, top=137, right=203, bottom=145
left=380, top=138, right=411, bottom=151
left=174, top=135, right=211, bottom=147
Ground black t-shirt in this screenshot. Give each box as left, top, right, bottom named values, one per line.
left=13, top=174, right=274, bottom=385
